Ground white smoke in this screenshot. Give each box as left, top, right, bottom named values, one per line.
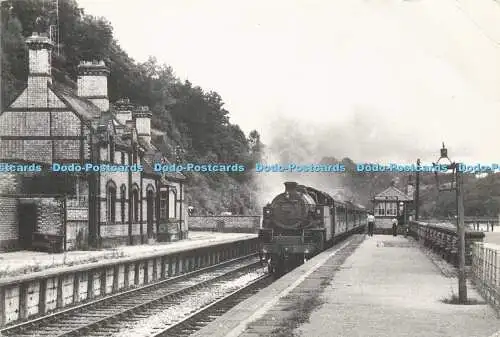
left=254, top=119, right=343, bottom=207
left=254, top=105, right=435, bottom=207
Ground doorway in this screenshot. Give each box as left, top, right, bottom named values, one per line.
left=18, top=203, right=37, bottom=250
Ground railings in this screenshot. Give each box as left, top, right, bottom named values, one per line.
left=422, top=217, right=498, bottom=232
left=408, top=221, right=485, bottom=266
left=472, top=243, right=500, bottom=311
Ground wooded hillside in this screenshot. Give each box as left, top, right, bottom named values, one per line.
left=322, top=156, right=500, bottom=218
left=1, top=0, right=263, bottom=215
left=2, top=0, right=499, bottom=218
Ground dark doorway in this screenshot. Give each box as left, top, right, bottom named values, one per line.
left=18, top=203, right=37, bottom=250
left=147, top=190, right=154, bottom=239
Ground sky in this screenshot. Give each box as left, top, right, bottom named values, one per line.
left=77, top=0, right=500, bottom=165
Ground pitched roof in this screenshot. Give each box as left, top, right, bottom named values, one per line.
left=17, top=81, right=184, bottom=181
left=50, top=82, right=101, bottom=121
left=373, top=185, right=412, bottom=201
left=138, top=138, right=185, bottom=181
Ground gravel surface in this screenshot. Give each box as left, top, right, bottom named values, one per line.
left=112, top=268, right=267, bottom=337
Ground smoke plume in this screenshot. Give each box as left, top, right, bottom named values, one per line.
left=254, top=105, right=430, bottom=207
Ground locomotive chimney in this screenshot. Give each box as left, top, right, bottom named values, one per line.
left=284, top=181, right=298, bottom=193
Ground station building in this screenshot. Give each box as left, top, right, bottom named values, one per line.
left=0, top=32, right=188, bottom=252
left=372, top=181, right=414, bottom=231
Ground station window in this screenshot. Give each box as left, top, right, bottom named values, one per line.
left=160, top=191, right=168, bottom=220
left=376, top=203, right=385, bottom=216
left=386, top=202, right=397, bottom=216
left=169, top=189, right=177, bottom=218
left=131, top=188, right=140, bottom=223
left=120, top=185, right=126, bottom=223
left=107, top=181, right=117, bottom=223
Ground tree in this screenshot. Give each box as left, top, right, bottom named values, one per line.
left=1, top=8, right=26, bottom=108
left=248, top=130, right=263, bottom=163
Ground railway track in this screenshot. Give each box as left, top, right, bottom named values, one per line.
left=150, top=273, right=273, bottom=337
left=1, top=254, right=265, bottom=337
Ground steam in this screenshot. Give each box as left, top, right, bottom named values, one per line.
left=254, top=119, right=344, bottom=207
left=254, top=105, right=431, bottom=207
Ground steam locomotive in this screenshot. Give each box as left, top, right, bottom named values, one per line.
left=258, top=181, right=367, bottom=276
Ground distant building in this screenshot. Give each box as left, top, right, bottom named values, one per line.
left=372, top=181, right=413, bottom=230
left=0, top=32, right=187, bottom=251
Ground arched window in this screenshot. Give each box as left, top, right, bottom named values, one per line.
left=132, top=186, right=140, bottom=223
left=159, top=190, right=168, bottom=220
left=120, top=184, right=126, bottom=223
left=146, top=185, right=155, bottom=237
left=106, top=181, right=117, bottom=224
left=169, top=187, right=177, bottom=218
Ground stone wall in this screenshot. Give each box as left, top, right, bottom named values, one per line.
left=66, top=207, right=88, bottom=250
left=188, top=216, right=260, bottom=233
left=35, top=198, right=63, bottom=235
left=0, top=173, right=20, bottom=251
left=99, top=223, right=143, bottom=248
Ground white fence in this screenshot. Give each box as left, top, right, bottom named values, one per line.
left=472, top=242, right=500, bottom=310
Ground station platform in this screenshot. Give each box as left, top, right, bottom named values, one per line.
left=194, top=234, right=500, bottom=337
left=0, top=232, right=257, bottom=280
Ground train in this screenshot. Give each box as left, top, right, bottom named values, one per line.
left=258, top=181, right=368, bottom=276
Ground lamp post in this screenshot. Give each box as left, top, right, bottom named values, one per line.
left=415, top=158, right=420, bottom=220
left=433, top=143, right=467, bottom=303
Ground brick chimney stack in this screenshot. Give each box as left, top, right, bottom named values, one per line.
left=134, top=106, right=152, bottom=144
left=115, top=98, right=133, bottom=125
left=25, top=32, right=54, bottom=95
left=77, top=60, right=110, bottom=113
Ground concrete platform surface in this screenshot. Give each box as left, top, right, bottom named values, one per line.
left=297, top=235, right=500, bottom=337
left=0, top=232, right=257, bottom=280
left=195, top=235, right=500, bottom=337
left=192, top=236, right=363, bottom=337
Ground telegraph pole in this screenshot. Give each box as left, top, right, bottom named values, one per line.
left=456, top=166, right=467, bottom=302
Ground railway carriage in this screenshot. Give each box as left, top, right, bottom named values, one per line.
left=258, top=181, right=367, bottom=276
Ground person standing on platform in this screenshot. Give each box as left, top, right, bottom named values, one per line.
left=392, top=217, right=398, bottom=236
left=367, top=213, right=375, bottom=237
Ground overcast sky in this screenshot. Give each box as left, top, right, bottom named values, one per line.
left=78, top=0, right=500, bottom=164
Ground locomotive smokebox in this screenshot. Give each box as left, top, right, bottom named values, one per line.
left=284, top=181, right=298, bottom=193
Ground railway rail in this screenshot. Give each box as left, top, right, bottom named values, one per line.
left=153, top=273, right=273, bottom=337
left=0, top=254, right=264, bottom=337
